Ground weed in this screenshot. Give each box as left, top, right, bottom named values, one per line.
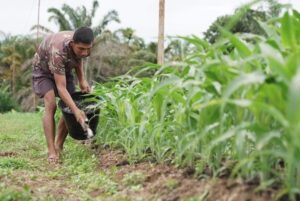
left=122, top=172, right=145, bottom=187
left=0, top=158, right=31, bottom=170
left=0, top=188, right=33, bottom=201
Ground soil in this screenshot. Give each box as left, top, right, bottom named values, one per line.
left=0, top=151, right=17, bottom=157
left=0, top=170, right=81, bottom=201
left=0, top=148, right=276, bottom=201
left=94, top=149, right=274, bottom=201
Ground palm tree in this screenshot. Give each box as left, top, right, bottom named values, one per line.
left=0, top=36, right=36, bottom=111
left=0, top=31, right=6, bottom=40
left=1, top=44, right=22, bottom=95
left=30, top=25, right=54, bottom=36
left=46, top=0, right=120, bottom=37
left=114, top=28, right=145, bottom=51
left=164, top=38, right=192, bottom=62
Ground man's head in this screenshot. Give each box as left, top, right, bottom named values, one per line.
left=70, top=27, right=94, bottom=58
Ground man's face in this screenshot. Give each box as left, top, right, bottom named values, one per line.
left=71, top=42, right=93, bottom=59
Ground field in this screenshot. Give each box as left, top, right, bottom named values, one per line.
left=0, top=112, right=275, bottom=200
left=1, top=4, right=300, bottom=201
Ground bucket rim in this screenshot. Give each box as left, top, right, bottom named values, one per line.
left=58, top=91, right=101, bottom=114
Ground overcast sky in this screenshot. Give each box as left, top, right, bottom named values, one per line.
left=1, top=0, right=299, bottom=42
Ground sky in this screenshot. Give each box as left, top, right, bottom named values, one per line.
left=1, top=0, right=300, bottom=42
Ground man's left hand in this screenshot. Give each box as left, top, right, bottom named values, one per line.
left=79, top=80, right=91, bottom=93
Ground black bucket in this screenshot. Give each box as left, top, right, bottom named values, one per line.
left=58, top=92, right=101, bottom=140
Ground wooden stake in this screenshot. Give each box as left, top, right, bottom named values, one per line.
left=157, top=0, right=165, bottom=65
left=33, top=0, right=41, bottom=110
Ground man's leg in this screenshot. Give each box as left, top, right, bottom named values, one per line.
left=55, top=117, right=68, bottom=154
left=55, top=79, right=74, bottom=153
left=43, top=90, right=58, bottom=163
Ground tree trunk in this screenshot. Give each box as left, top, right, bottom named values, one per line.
left=11, top=64, right=16, bottom=96
left=157, top=0, right=165, bottom=65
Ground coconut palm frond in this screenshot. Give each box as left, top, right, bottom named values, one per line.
left=62, top=4, right=82, bottom=29
left=99, top=10, right=120, bottom=29
left=91, top=0, right=99, bottom=18
left=30, top=24, right=54, bottom=34
left=48, top=8, right=72, bottom=31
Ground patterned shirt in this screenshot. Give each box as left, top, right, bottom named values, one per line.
left=32, top=31, right=82, bottom=79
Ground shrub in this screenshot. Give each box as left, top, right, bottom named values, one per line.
left=0, top=85, right=19, bottom=113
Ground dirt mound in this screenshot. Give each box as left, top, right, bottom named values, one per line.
left=96, top=148, right=273, bottom=201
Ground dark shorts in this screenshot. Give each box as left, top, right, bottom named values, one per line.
left=32, top=76, right=75, bottom=98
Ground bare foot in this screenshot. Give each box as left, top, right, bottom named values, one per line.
left=47, top=153, right=59, bottom=164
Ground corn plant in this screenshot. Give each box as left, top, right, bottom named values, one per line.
left=93, top=7, right=300, bottom=200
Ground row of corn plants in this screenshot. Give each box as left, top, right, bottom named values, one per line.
left=92, top=8, right=300, bottom=200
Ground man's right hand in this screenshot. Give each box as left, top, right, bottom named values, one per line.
left=74, top=109, right=87, bottom=130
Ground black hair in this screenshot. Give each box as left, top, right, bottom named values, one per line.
left=73, top=27, right=94, bottom=44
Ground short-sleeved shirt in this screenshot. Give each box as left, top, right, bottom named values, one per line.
left=32, top=31, right=82, bottom=97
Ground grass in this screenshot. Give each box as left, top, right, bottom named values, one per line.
left=0, top=112, right=118, bottom=200
left=0, top=112, right=227, bottom=201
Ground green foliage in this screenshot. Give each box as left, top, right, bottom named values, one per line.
left=204, top=1, right=283, bottom=43
left=0, top=85, right=19, bottom=113
left=46, top=0, right=120, bottom=37
left=0, top=35, right=36, bottom=111
left=122, top=172, right=145, bottom=187
left=2, top=0, right=300, bottom=199
left=128, top=50, right=156, bottom=67
left=164, top=178, right=179, bottom=190
left=114, top=27, right=146, bottom=51
left=165, top=38, right=193, bottom=62
left=92, top=7, right=300, bottom=200
left=0, top=188, right=33, bottom=201
left=0, top=158, right=31, bottom=170
left=87, top=35, right=157, bottom=81
left=0, top=112, right=118, bottom=200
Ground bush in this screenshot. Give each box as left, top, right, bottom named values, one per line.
left=0, top=85, right=19, bottom=113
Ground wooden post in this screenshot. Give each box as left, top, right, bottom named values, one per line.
left=37, top=0, right=40, bottom=46
left=157, top=0, right=165, bottom=65
left=33, top=0, right=41, bottom=110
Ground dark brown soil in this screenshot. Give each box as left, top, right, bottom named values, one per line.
left=96, top=148, right=274, bottom=201
left=0, top=151, right=17, bottom=157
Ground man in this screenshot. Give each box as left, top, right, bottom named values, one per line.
left=32, top=27, right=94, bottom=163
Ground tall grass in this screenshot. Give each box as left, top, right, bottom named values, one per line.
left=93, top=6, right=300, bottom=200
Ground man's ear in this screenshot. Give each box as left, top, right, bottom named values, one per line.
left=70, top=40, right=74, bottom=47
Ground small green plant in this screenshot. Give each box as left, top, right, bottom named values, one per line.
left=0, top=158, right=31, bottom=170
left=122, top=172, right=145, bottom=187
left=165, top=178, right=179, bottom=190
left=0, top=188, right=33, bottom=201
left=71, top=171, right=118, bottom=194
left=0, top=85, right=19, bottom=113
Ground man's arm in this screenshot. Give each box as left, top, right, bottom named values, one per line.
left=75, top=60, right=90, bottom=93
left=53, top=73, right=86, bottom=126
